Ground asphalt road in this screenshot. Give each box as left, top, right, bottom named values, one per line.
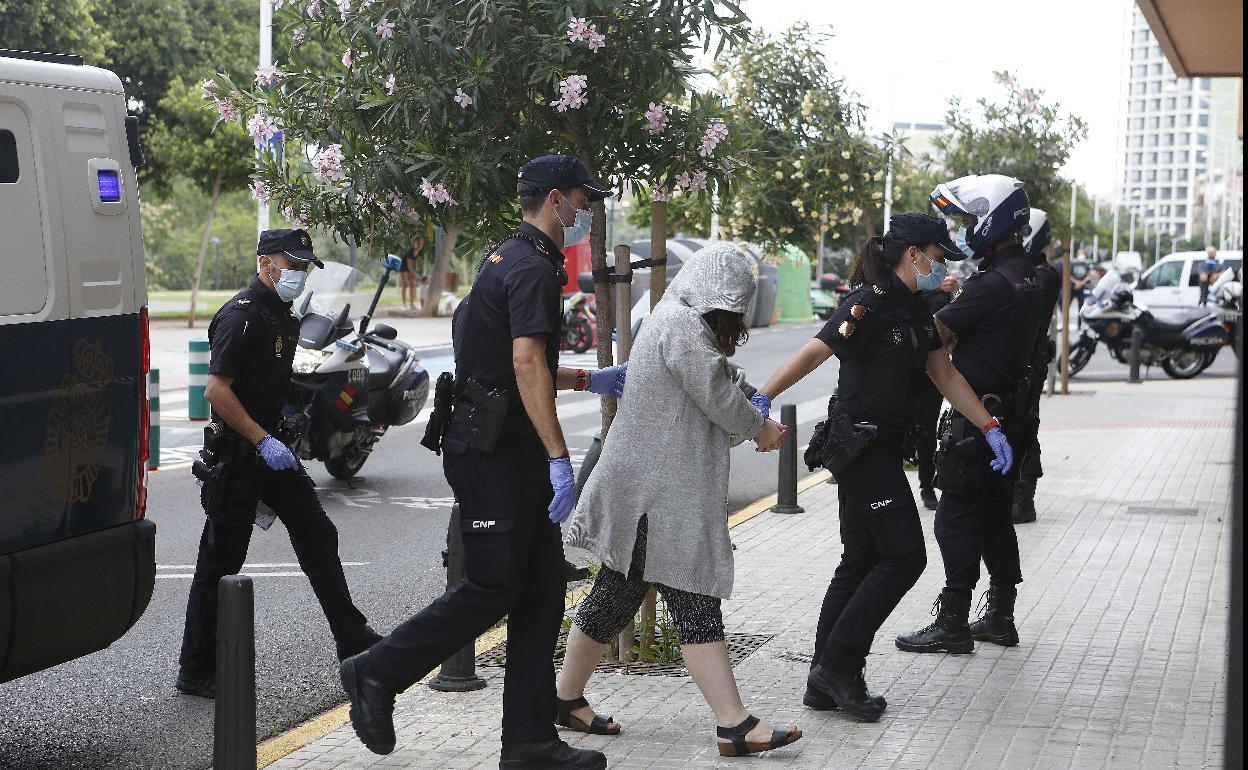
left=0, top=322, right=841, bottom=770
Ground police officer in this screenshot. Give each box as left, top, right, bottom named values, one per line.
left=176, top=229, right=380, bottom=698
left=1012, top=209, right=1062, bottom=524
left=896, top=175, right=1049, bottom=655
left=913, top=269, right=960, bottom=510
left=755, top=214, right=1011, bottom=720
left=338, top=156, right=626, bottom=768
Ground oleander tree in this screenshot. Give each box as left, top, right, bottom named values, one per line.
left=204, top=0, right=751, bottom=320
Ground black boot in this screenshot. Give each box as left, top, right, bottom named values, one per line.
left=895, top=590, right=974, bottom=654
left=807, top=666, right=884, bottom=722
left=1012, top=480, right=1037, bottom=524
left=174, top=671, right=215, bottom=699
left=920, top=486, right=939, bottom=511
left=970, top=586, right=1019, bottom=647
left=337, top=624, right=384, bottom=662
left=340, top=652, right=397, bottom=755
left=499, top=739, right=607, bottom=769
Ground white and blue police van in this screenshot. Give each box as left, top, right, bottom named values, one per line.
left=0, top=49, right=155, bottom=682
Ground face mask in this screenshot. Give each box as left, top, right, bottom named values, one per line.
left=955, top=228, right=976, bottom=259
left=915, top=252, right=946, bottom=292
left=264, top=259, right=308, bottom=302
left=558, top=206, right=592, bottom=245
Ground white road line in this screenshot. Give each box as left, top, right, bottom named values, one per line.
left=158, top=571, right=313, bottom=579
left=156, top=561, right=371, bottom=570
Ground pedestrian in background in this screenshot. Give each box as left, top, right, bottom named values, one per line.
left=1199, top=245, right=1220, bottom=306
left=755, top=214, right=1008, bottom=721
left=398, top=231, right=425, bottom=310
left=338, top=155, right=625, bottom=769
left=560, top=243, right=799, bottom=758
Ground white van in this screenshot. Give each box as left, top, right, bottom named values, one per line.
left=1133, top=250, right=1244, bottom=309
left=0, top=49, right=154, bottom=682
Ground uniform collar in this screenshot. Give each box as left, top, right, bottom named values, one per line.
left=980, top=243, right=1027, bottom=270
left=517, top=221, right=565, bottom=267
left=248, top=274, right=292, bottom=311
left=882, top=273, right=921, bottom=313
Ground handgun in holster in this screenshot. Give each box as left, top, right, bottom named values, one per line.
left=421, top=372, right=456, bottom=455
left=192, top=421, right=261, bottom=525
left=192, top=421, right=230, bottom=519
left=933, top=408, right=984, bottom=493
left=822, top=414, right=878, bottom=481
left=448, top=377, right=514, bottom=454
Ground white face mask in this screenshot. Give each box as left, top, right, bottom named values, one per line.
left=263, top=258, right=309, bottom=302
left=555, top=196, right=592, bottom=244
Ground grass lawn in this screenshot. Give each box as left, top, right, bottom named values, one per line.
left=147, top=282, right=420, bottom=319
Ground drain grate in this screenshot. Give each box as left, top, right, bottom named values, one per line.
left=773, top=650, right=814, bottom=665
left=475, top=629, right=773, bottom=677
left=1125, top=505, right=1199, bottom=516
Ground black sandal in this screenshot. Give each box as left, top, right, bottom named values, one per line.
left=716, top=715, right=802, bottom=757
left=555, top=695, right=621, bottom=735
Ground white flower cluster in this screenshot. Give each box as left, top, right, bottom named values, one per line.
left=550, top=74, right=588, bottom=112
left=246, top=111, right=282, bottom=145
left=312, top=144, right=346, bottom=183
left=254, top=65, right=284, bottom=89
left=567, top=17, right=605, bottom=52
left=420, top=178, right=457, bottom=206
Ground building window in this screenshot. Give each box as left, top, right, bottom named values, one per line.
left=1179, top=132, right=1190, bottom=144
left=1164, top=115, right=1175, bottom=127
left=1148, top=135, right=1159, bottom=147
left=1147, top=152, right=1158, bottom=163
left=1160, top=169, right=1173, bottom=182
left=1198, top=113, right=1209, bottom=127
left=1135, top=99, right=1147, bottom=112
left=1130, top=170, right=1142, bottom=182
left=1151, top=98, right=1162, bottom=110
left=1162, top=151, right=1174, bottom=163
left=1133, top=117, right=1145, bottom=129
left=1164, top=134, right=1175, bottom=146
left=1175, top=223, right=1186, bottom=237
left=1148, top=116, right=1160, bottom=128
left=1165, top=97, right=1177, bottom=110
left=1182, top=96, right=1193, bottom=109
left=1145, top=169, right=1157, bottom=182
left=1176, top=168, right=1189, bottom=181
left=1180, top=114, right=1192, bottom=127
left=1201, top=78, right=1211, bottom=90
left=1176, top=205, right=1187, bottom=217
left=1161, top=187, right=1172, bottom=199
left=1160, top=205, right=1172, bottom=217
left=1176, top=186, right=1188, bottom=199
left=1146, top=188, right=1157, bottom=200
left=1197, top=134, right=1208, bottom=146
left=1133, top=152, right=1144, bottom=164
left=1152, top=63, right=1164, bottom=75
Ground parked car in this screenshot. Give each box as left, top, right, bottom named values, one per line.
left=1134, top=250, right=1243, bottom=310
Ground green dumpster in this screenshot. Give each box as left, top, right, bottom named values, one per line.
left=775, top=244, right=813, bottom=322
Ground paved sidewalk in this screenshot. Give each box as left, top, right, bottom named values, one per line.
left=267, top=375, right=1236, bottom=769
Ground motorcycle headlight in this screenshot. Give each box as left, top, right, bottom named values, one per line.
left=292, top=347, right=328, bottom=374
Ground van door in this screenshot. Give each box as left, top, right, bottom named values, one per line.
left=1134, top=259, right=1185, bottom=309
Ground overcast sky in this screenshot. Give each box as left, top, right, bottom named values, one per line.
left=738, top=0, right=1131, bottom=197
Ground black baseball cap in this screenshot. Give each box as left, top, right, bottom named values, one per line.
left=885, top=213, right=964, bottom=261
left=517, top=155, right=613, bottom=201
left=257, top=228, right=324, bottom=268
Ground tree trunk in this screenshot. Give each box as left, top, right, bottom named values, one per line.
left=187, top=169, right=223, bottom=329
left=420, top=221, right=463, bottom=317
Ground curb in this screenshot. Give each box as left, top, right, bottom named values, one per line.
left=254, top=469, right=831, bottom=767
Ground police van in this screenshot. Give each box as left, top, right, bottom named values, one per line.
left=0, top=50, right=155, bottom=682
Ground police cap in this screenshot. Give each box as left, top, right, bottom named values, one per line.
left=517, top=155, right=613, bottom=201
left=257, top=228, right=325, bottom=268
left=885, top=213, right=964, bottom=261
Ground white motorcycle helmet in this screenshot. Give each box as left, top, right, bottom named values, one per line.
left=930, top=174, right=1031, bottom=256
left=1022, top=208, right=1052, bottom=261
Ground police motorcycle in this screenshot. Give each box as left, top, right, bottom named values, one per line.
left=1067, top=272, right=1236, bottom=379
left=286, top=256, right=431, bottom=478
left=561, top=290, right=597, bottom=354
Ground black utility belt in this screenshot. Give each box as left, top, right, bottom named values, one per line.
left=805, top=409, right=900, bottom=481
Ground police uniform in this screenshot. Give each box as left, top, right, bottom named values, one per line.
left=177, top=230, right=376, bottom=694
left=1013, top=257, right=1061, bottom=522
left=928, top=243, right=1047, bottom=616
left=913, top=287, right=954, bottom=505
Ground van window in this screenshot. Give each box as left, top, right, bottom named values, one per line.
left=1141, top=260, right=1183, bottom=289
left=0, top=129, right=18, bottom=183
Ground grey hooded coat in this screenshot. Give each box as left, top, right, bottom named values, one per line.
left=564, top=244, right=765, bottom=600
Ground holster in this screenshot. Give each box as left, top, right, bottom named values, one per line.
left=804, top=394, right=838, bottom=472
left=448, top=377, right=517, bottom=454
left=421, top=372, right=456, bottom=455
left=822, top=412, right=879, bottom=481
left=933, top=408, right=984, bottom=493
left=192, top=422, right=261, bottom=526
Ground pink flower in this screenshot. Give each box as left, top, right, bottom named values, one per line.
left=689, top=170, right=708, bottom=191
left=550, top=74, right=588, bottom=112
left=305, top=0, right=321, bottom=17
left=250, top=180, right=272, bottom=205
left=246, top=112, right=281, bottom=144
left=336, top=0, right=351, bottom=21
left=312, top=143, right=346, bottom=183
left=293, top=28, right=308, bottom=45
left=341, top=49, right=354, bottom=68
left=201, top=78, right=219, bottom=100
left=254, top=65, right=284, bottom=88
left=586, top=30, right=605, bottom=53
left=651, top=185, right=673, bottom=202
left=674, top=172, right=692, bottom=189
left=215, top=97, right=241, bottom=123
left=420, top=178, right=458, bottom=206
left=385, top=74, right=397, bottom=94
left=699, top=122, right=728, bottom=157
left=375, top=18, right=395, bottom=39
left=645, top=102, right=669, bottom=135
left=453, top=88, right=473, bottom=108
left=282, top=204, right=309, bottom=229
left=568, top=17, right=591, bottom=42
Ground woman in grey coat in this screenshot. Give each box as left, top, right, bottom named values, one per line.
left=557, top=244, right=802, bottom=758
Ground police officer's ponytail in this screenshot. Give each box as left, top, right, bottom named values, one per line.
left=848, top=234, right=910, bottom=289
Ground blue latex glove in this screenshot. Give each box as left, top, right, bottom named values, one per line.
left=749, top=393, right=772, bottom=420
left=984, top=427, right=1013, bottom=475
left=588, top=363, right=628, bottom=398
left=258, top=435, right=299, bottom=471
left=548, top=457, right=577, bottom=524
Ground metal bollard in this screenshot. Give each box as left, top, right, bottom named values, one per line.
left=429, top=503, right=487, bottom=692
left=771, top=404, right=804, bottom=514
left=148, top=368, right=160, bottom=470
left=189, top=339, right=211, bottom=420
left=1128, top=327, right=1144, bottom=384
left=215, top=576, right=256, bottom=770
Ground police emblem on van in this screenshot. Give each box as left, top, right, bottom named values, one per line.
left=44, top=340, right=113, bottom=504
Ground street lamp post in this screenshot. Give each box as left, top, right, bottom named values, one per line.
left=257, top=0, right=272, bottom=238
left=210, top=237, right=222, bottom=290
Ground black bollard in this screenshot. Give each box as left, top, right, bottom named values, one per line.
left=772, top=404, right=805, bottom=514
left=1128, top=327, right=1144, bottom=384
left=215, top=576, right=256, bottom=770
left=429, top=503, right=487, bottom=692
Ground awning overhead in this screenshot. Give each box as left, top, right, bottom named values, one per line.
left=1135, top=0, right=1243, bottom=77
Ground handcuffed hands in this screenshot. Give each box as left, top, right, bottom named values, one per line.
left=588, top=363, right=628, bottom=398
left=548, top=457, right=577, bottom=524
left=749, top=393, right=772, bottom=420
left=985, top=427, right=1013, bottom=475
left=258, top=435, right=298, bottom=471
left=753, top=419, right=787, bottom=453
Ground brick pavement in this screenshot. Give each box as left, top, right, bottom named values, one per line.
left=267, top=375, right=1235, bottom=770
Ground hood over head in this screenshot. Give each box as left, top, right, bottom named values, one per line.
left=664, top=243, right=757, bottom=316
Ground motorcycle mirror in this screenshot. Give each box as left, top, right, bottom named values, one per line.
left=382, top=254, right=404, bottom=272
left=370, top=323, right=398, bottom=340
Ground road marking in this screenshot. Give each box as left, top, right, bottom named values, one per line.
left=157, top=562, right=372, bottom=570
left=155, top=562, right=372, bottom=579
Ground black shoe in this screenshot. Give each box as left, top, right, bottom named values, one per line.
left=895, top=591, right=974, bottom=654
left=563, top=560, right=591, bottom=583
left=499, top=739, right=607, bottom=769
left=1011, top=480, right=1037, bottom=524
left=337, top=624, right=384, bottom=662
left=807, top=666, right=883, bottom=722
left=802, top=685, right=839, bottom=711
left=340, top=653, right=397, bottom=755
left=174, top=672, right=215, bottom=699
left=920, top=487, right=938, bottom=511
left=970, top=587, right=1020, bottom=647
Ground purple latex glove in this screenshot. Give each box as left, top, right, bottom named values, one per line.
left=749, top=393, right=772, bottom=420
left=258, top=435, right=298, bottom=471
left=984, top=427, right=1013, bottom=475
left=548, top=457, right=576, bottom=524
left=588, top=363, right=628, bottom=398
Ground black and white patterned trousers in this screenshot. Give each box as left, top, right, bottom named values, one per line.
left=574, top=516, right=725, bottom=646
